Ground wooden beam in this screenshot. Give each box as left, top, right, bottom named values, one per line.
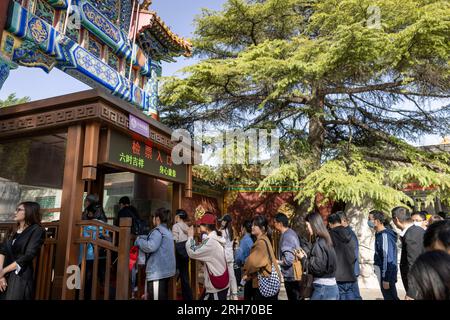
left=82, top=122, right=101, bottom=180
left=52, top=125, right=85, bottom=300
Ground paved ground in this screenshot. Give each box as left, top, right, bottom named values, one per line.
left=360, top=288, right=407, bottom=300
left=241, top=284, right=406, bottom=300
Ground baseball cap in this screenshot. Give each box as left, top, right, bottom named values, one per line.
left=196, top=213, right=217, bottom=226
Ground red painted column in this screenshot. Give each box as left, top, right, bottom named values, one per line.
left=0, top=0, right=11, bottom=40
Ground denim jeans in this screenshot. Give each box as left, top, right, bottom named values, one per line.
left=337, top=281, right=360, bottom=300
left=311, top=283, right=340, bottom=300
left=351, top=279, right=363, bottom=300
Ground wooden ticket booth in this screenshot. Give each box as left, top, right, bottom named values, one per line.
left=0, top=89, right=197, bottom=300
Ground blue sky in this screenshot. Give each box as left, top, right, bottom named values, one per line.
left=0, top=0, right=445, bottom=146
left=0, top=0, right=226, bottom=100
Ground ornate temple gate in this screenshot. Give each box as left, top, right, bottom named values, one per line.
left=0, top=90, right=195, bottom=300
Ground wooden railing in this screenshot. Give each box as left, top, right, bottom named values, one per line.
left=0, top=223, right=14, bottom=244
left=74, top=217, right=131, bottom=300
left=133, top=237, right=200, bottom=300
left=0, top=221, right=59, bottom=300
left=35, top=222, right=59, bottom=299
left=1, top=220, right=281, bottom=300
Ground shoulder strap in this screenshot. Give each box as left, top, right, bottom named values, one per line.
left=144, top=227, right=164, bottom=263
left=205, top=238, right=227, bottom=277
left=147, top=227, right=163, bottom=240
left=260, top=238, right=273, bottom=264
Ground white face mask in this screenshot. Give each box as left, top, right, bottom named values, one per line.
left=413, top=221, right=423, bottom=228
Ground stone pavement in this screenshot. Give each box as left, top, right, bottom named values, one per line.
left=236, top=279, right=406, bottom=300
left=276, top=283, right=406, bottom=300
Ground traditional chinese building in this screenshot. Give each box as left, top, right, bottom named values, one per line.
left=0, top=0, right=191, bottom=118
left=0, top=0, right=199, bottom=300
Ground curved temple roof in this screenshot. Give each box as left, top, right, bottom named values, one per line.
left=136, top=10, right=192, bottom=60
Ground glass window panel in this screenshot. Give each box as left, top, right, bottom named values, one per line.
left=0, top=134, right=66, bottom=222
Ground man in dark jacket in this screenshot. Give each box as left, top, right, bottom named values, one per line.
left=328, top=212, right=357, bottom=300
left=274, top=213, right=302, bottom=301
left=337, top=211, right=362, bottom=300
left=369, top=210, right=399, bottom=300
left=392, top=206, right=425, bottom=299
left=116, top=196, right=142, bottom=234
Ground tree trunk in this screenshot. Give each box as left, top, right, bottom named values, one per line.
left=307, top=95, right=333, bottom=219
left=307, top=95, right=326, bottom=169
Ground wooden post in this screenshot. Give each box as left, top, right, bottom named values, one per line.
left=82, top=122, right=101, bottom=180
left=170, top=183, right=182, bottom=300
left=90, top=168, right=105, bottom=207
left=190, top=258, right=199, bottom=300
left=53, top=125, right=85, bottom=300
left=185, top=165, right=193, bottom=198
left=116, top=217, right=132, bottom=300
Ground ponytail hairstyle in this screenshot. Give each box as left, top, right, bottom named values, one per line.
left=223, top=220, right=234, bottom=242
left=153, top=208, right=171, bottom=224
left=305, top=212, right=333, bottom=247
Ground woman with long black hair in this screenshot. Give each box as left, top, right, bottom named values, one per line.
left=242, top=215, right=281, bottom=300
left=409, top=251, right=450, bottom=300
left=297, top=212, right=339, bottom=300
left=219, top=214, right=238, bottom=300
left=0, top=202, right=45, bottom=300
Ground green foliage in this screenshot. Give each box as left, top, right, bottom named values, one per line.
left=294, top=158, right=414, bottom=212
left=0, top=93, right=30, bottom=108
left=161, top=0, right=450, bottom=209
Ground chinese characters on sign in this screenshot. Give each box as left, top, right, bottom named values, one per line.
left=105, top=130, right=187, bottom=184
left=159, top=165, right=177, bottom=178
left=119, top=153, right=145, bottom=169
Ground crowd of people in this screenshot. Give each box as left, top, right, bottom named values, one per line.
left=0, top=196, right=449, bottom=301
left=133, top=204, right=450, bottom=301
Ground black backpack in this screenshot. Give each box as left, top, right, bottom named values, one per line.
left=119, top=206, right=147, bottom=235
left=130, top=208, right=148, bottom=235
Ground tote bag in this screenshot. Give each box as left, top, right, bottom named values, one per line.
left=257, top=239, right=281, bottom=297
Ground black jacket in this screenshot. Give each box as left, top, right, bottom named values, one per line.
left=0, top=224, right=46, bottom=300
left=330, top=226, right=357, bottom=282
left=308, top=237, right=337, bottom=279
left=400, top=225, right=424, bottom=295
left=117, top=205, right=146, bottom=235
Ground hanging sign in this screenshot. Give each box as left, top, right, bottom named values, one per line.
left=103, top=129, right=187, bottom=184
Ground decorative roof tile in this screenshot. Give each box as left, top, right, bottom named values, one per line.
left=136, top=10, right=192, bottom=58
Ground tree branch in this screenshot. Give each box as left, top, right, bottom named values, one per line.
left=325, top=81, right=404, bottom=95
